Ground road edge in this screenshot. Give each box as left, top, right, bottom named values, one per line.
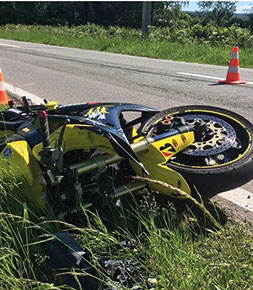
left=6, top=82, right=45, bottom=105
left=5, top=84, right=253, bottom=224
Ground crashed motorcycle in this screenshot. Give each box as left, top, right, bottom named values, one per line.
left=0, top=97, right=253, bottom=219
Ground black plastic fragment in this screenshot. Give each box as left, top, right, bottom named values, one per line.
left=48, top=233, right=153, bottom=290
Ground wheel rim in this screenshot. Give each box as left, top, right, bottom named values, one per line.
left=170, top=112, right=248, bottom=167
left=182, top=114, right=237, bottom=157
left=147, top=110, right=250, bottom=168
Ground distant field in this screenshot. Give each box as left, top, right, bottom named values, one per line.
left=0, top=24, right=252, bottom=68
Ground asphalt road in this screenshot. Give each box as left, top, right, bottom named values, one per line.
left=0, top=38, right=253, bottom=123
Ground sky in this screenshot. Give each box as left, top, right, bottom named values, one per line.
left=182, top=1, right=253, bottom=13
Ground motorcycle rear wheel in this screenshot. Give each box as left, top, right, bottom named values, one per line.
left=140, top=105, right=253, bottom=196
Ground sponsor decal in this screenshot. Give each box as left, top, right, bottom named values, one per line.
left=86, top=106, right=110, bottom=120
left=22, top=127, right=30, bottom=133
left=159, top=143, right=176, bottom=152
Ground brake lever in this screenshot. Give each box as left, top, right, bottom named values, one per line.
left=22, top=96, right=31, bottom=113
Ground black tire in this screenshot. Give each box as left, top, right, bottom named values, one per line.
left=140, top=105, right=253, bottom=196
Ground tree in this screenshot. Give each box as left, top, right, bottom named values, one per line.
left=152, top=1, right=191, bottom=27
left=75, top=2, right=143, bottom=27
left=0, top=1, right=191, bottom=28
left=197, top=1, right=237, bottom=26
left=248, top=13, right=253, bottom=32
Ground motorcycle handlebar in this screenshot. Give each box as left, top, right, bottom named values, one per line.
left=0, top=120, right=25, bottom=131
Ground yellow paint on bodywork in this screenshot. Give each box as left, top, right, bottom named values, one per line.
left=33, top=124, right=116, bottom=162
left=130, top=130, right=195, bottom=198
left=87, top=106, right=110, bottom=115
left=46, top=101, right=58, bottom=111
left=0, top=140, right=44, bottom=205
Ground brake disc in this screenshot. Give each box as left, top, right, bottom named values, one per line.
left=182, top=114, right=236, bottom=156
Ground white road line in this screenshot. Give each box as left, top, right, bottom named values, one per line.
left=177, top=72, right=253, bottom=85
left=5, top=82, right=44, bottom=105
left=0, top=43, right=20, bottom=48
left=178, top=72, right=220, bottom=80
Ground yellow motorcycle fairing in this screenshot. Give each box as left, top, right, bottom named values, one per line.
left=33, top=124, right=116, bottom=163
left=130, top=130, right=195, bottom=198
left=32, top=122, right=195, bottom=199
left=0, top=140, right=44, bottom=205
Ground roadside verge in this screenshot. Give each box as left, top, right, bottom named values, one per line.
left=6, top=82, right=44, bottom=105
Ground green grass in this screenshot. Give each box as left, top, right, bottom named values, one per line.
left=0, top=177, right=252, bottom=289
left=0, top=24, right=252, bottom=68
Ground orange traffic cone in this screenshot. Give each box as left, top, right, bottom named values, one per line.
left=0, top=67, right=11, bottom=105
left=219, top=47, right=246, bottom=85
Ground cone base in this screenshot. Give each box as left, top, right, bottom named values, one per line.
left=219, top=80, right=246, bottom=85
